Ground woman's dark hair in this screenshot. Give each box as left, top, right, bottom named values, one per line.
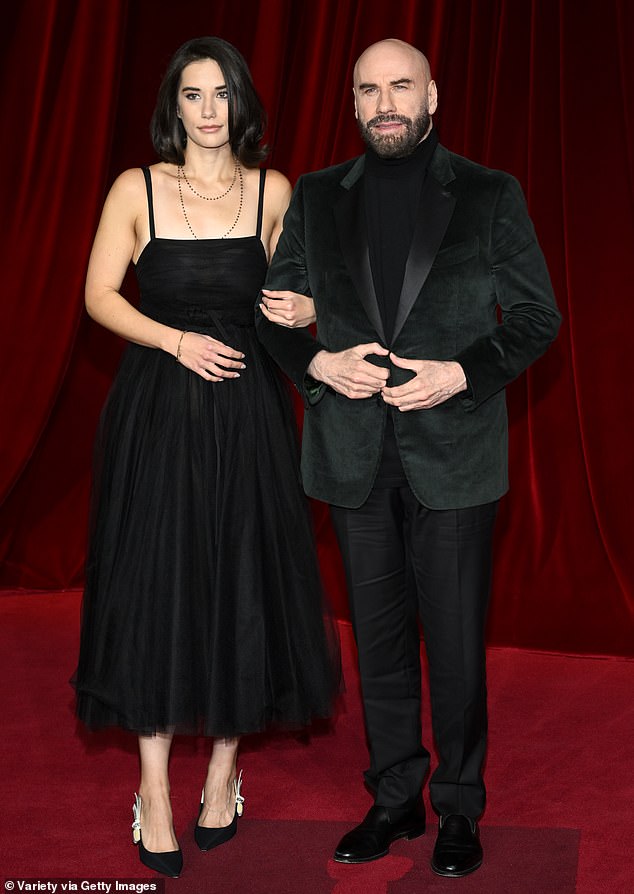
left=150, top=36, right=268, bottom=167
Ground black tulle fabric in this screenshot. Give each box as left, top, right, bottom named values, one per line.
left=73, top=178, right=341, bottom=736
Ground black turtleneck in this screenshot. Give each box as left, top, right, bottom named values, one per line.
left=364, top=127, right=439, bottom=487
left=365, top=127, right=439, bottom=344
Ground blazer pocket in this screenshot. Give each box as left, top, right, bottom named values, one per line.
left=432, top=237, right=479, bottom=268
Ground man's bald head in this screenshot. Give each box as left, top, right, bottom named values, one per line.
left=352, top=38, right=437, bottom=158
left=353, top=39, right=432, bottom=88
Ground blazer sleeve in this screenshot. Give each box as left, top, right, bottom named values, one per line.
left=453, top=175, right=561, bottom=410
left=255, top=176, right=327, bottom=407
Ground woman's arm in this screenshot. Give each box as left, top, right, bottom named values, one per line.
left=85, top=168, right=245, bottom=381
left=85, top=168, right=182, bottom=355
left=260, top=169, right=316, bottom=328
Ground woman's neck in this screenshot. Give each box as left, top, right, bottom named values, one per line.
left=180, top=145, right=236, bottom=182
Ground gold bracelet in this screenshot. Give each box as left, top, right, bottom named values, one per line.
left=175, top=330, right=188, bottom=363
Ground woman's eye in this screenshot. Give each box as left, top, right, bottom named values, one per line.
left=217, top=90, right=229, bottom=100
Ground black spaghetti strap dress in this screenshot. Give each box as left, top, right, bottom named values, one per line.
left=73, top=168, right=340, bottom=736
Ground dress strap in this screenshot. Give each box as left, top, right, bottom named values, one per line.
left=141, top=166, right=156, bottom=240
left=256, top=168, right=267, bottom=239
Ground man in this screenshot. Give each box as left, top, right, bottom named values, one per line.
left=257, top=39, right=560, bottom=878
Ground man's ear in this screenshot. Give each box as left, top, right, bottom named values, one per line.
left=427, top=80, right=438, bottom=115
left=353, top=87, right=359, bottom=120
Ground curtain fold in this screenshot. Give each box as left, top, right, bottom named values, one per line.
left=1, top=0, right=632, bottom=655
left=0, top=0, right=129, bottom=502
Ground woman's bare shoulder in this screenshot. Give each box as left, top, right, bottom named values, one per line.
left=260, top=168, right=292, bottom=218
left=108, top=163, right=172, bottom=200
left=262, top=167, right=292, bottom=195
left=100, top=167, right=147, bottom=217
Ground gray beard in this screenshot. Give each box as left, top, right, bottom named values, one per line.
left=358, top=109, right=431, bottom=158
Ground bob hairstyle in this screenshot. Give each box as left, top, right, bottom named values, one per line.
left=150, top=36, right=268, bottom=167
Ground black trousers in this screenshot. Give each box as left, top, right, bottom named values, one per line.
left=330, top=485, right=498, bottom=819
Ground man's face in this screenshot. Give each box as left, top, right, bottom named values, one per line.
left=353, top=44, right=437, bottom=158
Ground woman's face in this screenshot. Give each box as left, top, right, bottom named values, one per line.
left=177, top=58, right=231, bottom=151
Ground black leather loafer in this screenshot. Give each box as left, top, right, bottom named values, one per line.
left=431, top=814, right=483, bottom=877
left=333, top=798, right=426, bottom=863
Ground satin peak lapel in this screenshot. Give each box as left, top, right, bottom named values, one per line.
left=391, top=173, right=456, bottom=343
left=334, top=171, right=386, bottom=344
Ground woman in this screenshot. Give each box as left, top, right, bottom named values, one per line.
left=73, top=36, right=339, bottom=879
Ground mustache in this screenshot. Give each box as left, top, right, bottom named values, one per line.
left=367, top=114, right=412, bottom=128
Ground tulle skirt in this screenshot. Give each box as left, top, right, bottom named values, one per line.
left=73, top=325, right=341, bottom=736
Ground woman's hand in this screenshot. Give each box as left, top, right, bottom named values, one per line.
left=175, top=331, right=245, bottom=382
left=260, top=289, right=316, bottom=328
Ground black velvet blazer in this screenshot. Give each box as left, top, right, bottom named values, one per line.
left=256, top=143, right=561, bottom=510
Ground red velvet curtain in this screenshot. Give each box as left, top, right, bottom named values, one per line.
left=1, top=0, right=632, bottom=655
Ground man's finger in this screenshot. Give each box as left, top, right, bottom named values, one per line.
left=357, top=342, right=390, bottom=357
left=261, top=288, right=294, bottom=299
left=382, top=379, right=419, bottom=398
left=389, top=351, right=419, bottom=369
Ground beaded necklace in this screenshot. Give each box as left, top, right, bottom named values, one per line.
left=180, top=160, right=238, bottom=201
left=177, top=162, right=244, bottom=239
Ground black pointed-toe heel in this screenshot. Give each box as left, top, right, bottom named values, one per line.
left=195, top=769, right=244, bottom=852
left=132, top=793, right=183, bottom=878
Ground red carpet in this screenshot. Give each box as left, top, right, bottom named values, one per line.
left=1, top=589, right=632, bottom=893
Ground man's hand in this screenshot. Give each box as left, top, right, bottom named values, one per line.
left=309, top=344, right=389, bottom=398
left=381, top=354, right=467, bottom=410
left=260, top=289, right=316, bottom=328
